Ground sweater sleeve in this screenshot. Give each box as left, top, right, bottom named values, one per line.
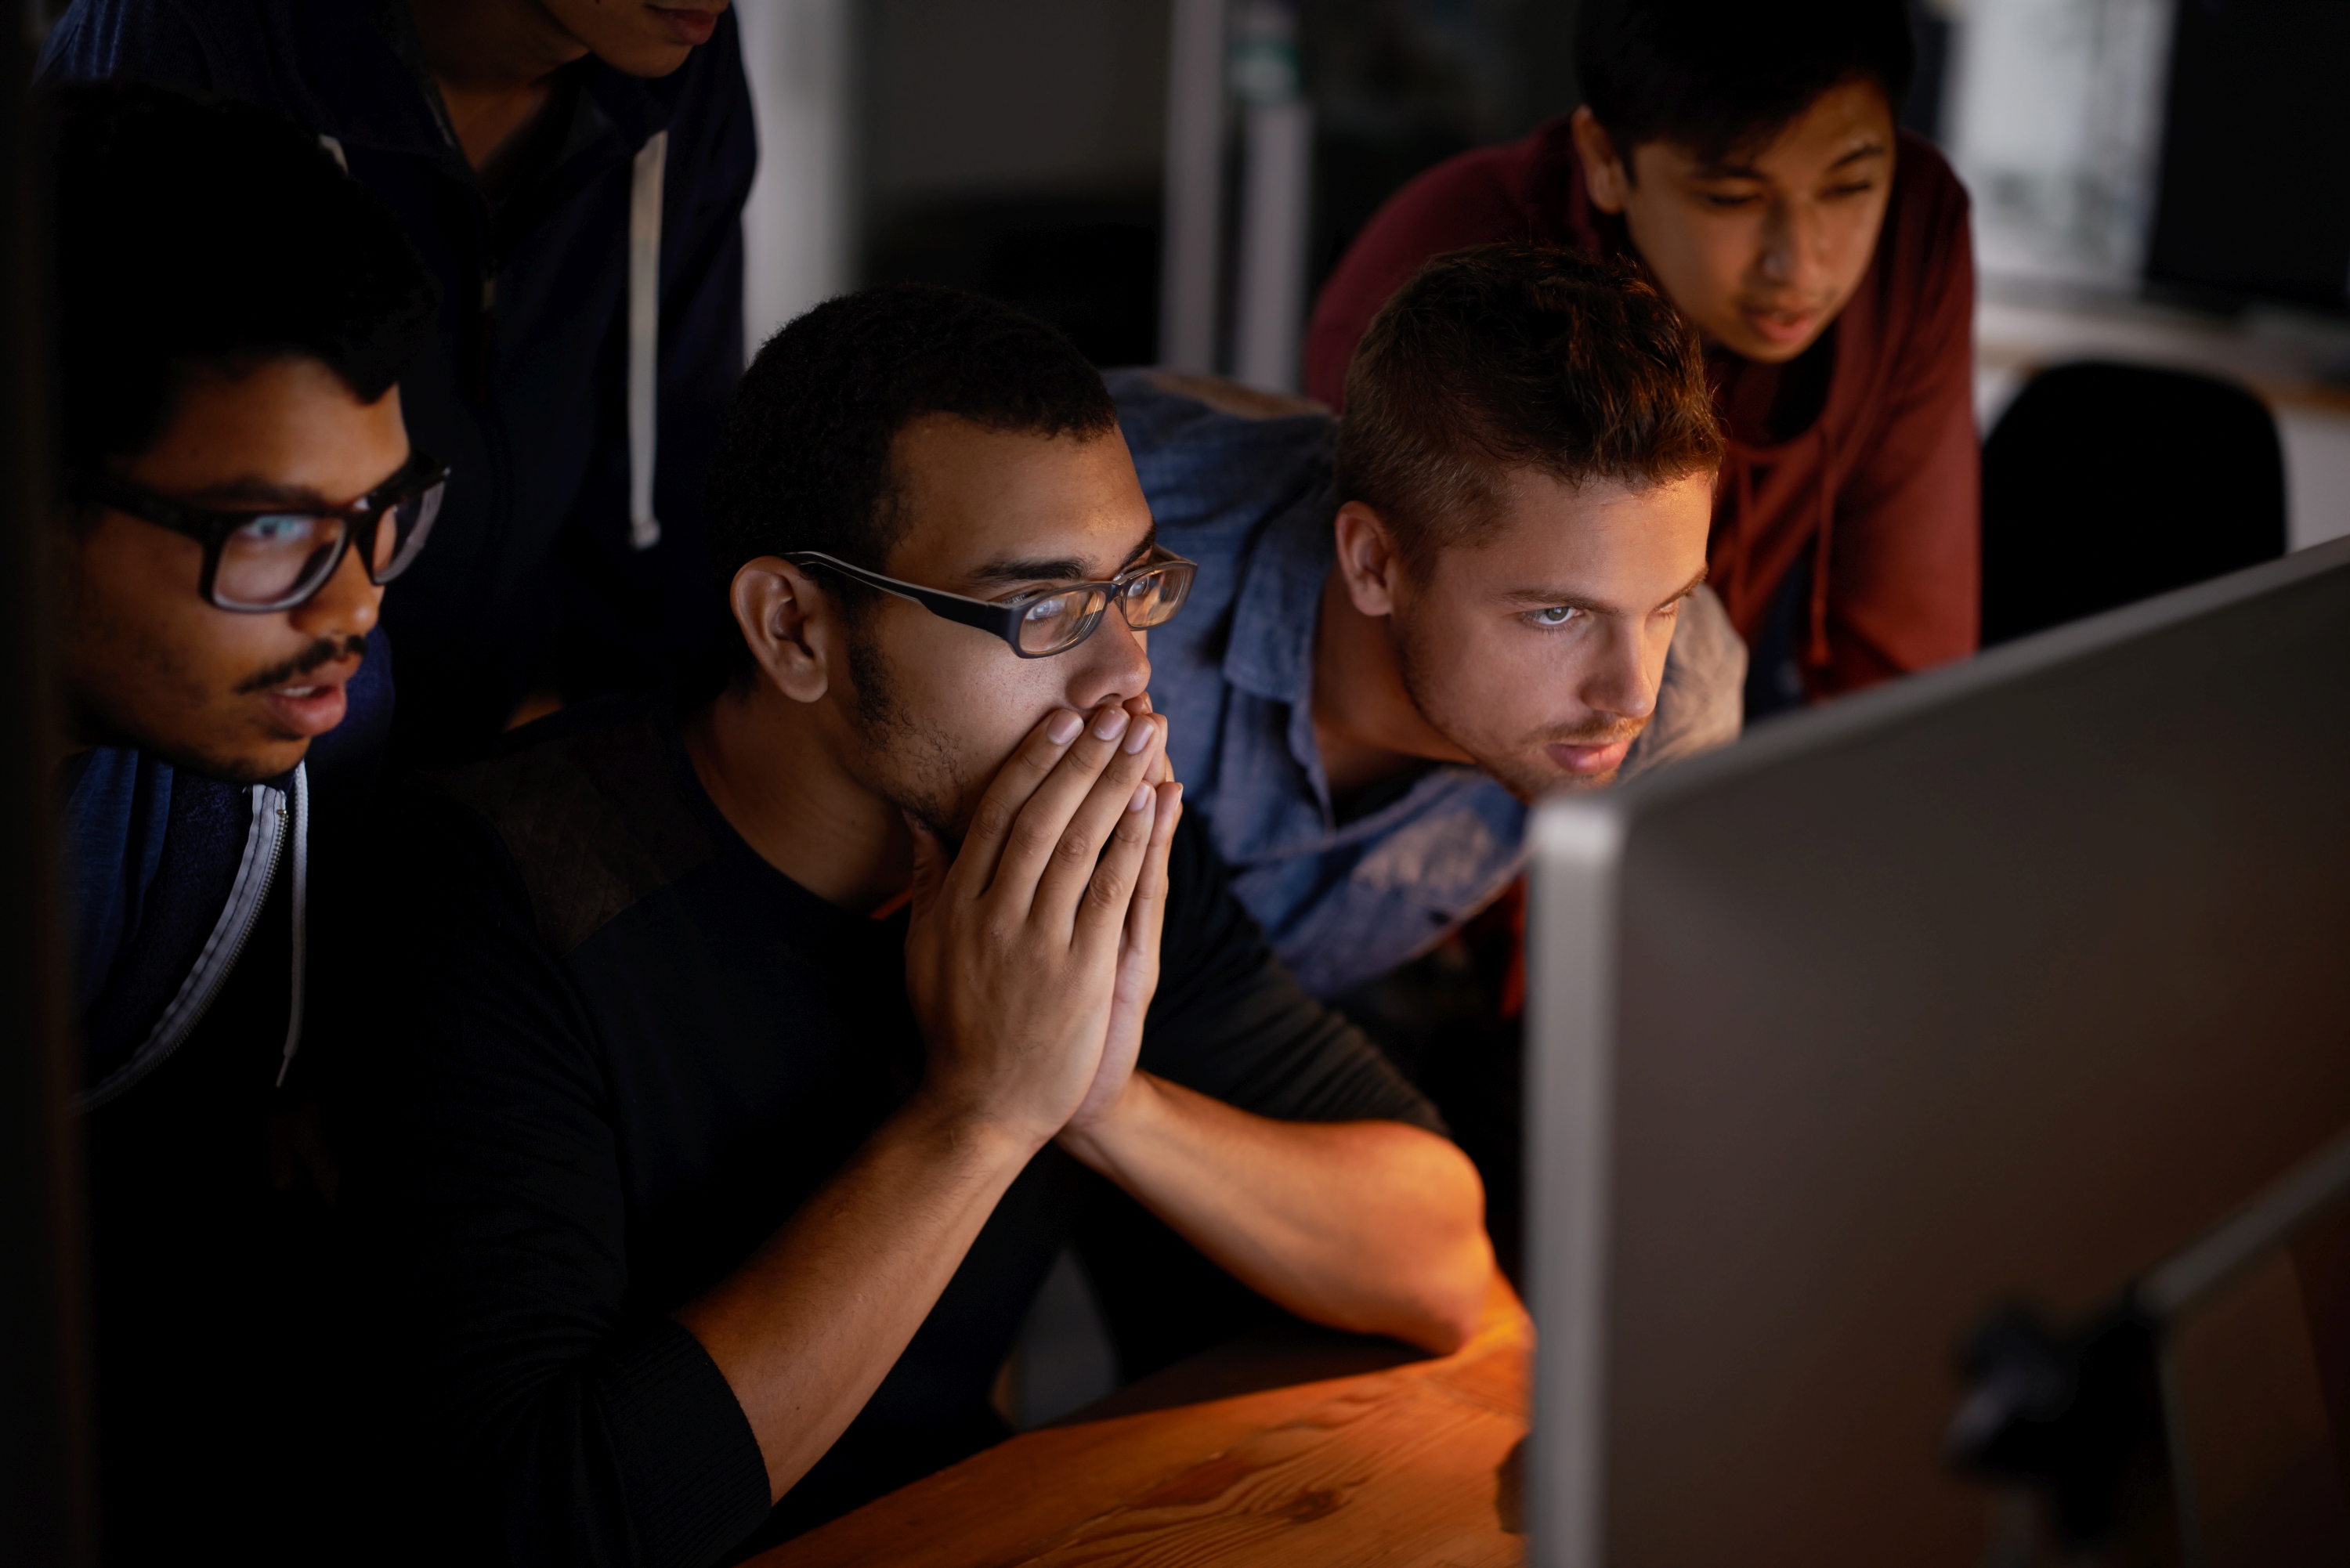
left=1139, top=815, right=1448, bottom=1135
left=1817, top=153, right=1983, bottom=693
left=34, top=0, right=226, bottom=90
left=346, top=793, right=771, bottom=1568
left=1302, top=143, right=1535, bottom=409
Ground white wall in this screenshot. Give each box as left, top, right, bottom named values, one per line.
left=2278, top=411, right=2350, bottom=551
left=738, top=0, right=855, bottom=356
left=1947, top=0, right=2176, bottom=287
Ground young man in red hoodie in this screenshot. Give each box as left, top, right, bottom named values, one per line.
left=1307, top=0, right=1976, bottom=715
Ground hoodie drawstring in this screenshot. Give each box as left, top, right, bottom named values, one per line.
left=1719, top=428, right=1838, bottom=676
left=322, top=125, right=663, bottom=547
left=1726, top=455, right=1758, bottom=616
left=274, top=761, right=309, bottom=1089
left=1806, top=423, right=1837, bottom=670
left=627, top=131, right=668, bottom=551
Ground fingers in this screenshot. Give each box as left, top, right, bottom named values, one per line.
left=988, top=703, right=1157, bottom=909
left=1123, top=692, right=1177, bottom=785
left=903, top=810, right=949, bottom=920
left=1071, top=769, right=1164, bottom=961
left=953, top=706, right=1090, bottom=899
left=1027, top=708, right=1168, bottom=929
left=1120, top=782, right=1183, bottom=957
left=1147, top=779, right=1182, bottom=880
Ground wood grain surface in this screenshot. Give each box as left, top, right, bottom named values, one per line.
left=754, top=1276, right=1531, bottom=1568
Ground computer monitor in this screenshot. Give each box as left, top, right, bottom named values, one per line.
left=2144, top=0, right=2350, bottom=313
left=1527, top=537, right=2350, bottom=1566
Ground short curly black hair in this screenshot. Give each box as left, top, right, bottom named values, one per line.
left=703, top=284, right=1118, bottom=637
left=50, top=81, right=439, bottom=477
left=1578, top=0, right=1914, bottom=166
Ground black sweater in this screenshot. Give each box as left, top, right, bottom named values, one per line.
left=346, top=696, right=1442, bottom=1566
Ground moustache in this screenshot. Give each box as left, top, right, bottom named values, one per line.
left=236, top=634, right=368, bottom=695
left=1536, top=716, right=1648, bottom=749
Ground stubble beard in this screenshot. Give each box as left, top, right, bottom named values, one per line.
left=844, top=623, right=977, bottom=840
left=60, top=589, right=316, bottom=786
left=1390, top=617, right=1647, bottom=804
left=67, top=682, right=296, bottom=785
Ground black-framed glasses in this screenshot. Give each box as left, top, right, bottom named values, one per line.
left=785, top=547, right=1198, bottom=658
left=72, top=454, right=449, bottom=612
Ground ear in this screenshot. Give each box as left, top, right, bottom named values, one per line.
left=1332, top=500, right=1410, bottom=619
left=1571, top=107, right=1632, bottom=215
left=730, top=556, right=833, bottom=704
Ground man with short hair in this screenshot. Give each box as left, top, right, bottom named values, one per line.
left=1307, top=0, right=1976, bottom=713
left=42, top=0, right=757, bottom=762
left=1118, top=244, right=1739, bottom=1277
left=346, top=284, right=1492, bottom=1565
left=48, top=82, right=440, bottom=1563
left=1123, top=244, right=1740, bottom=1006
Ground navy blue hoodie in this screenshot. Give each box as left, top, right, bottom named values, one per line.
left=60, top=629, right=394, bottom=1566
left=40, top=1, right=757, bottom=764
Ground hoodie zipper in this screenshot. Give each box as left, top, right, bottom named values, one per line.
left=77, top=793, right=287, bottom=1113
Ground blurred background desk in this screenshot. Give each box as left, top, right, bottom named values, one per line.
left=754, top=1277, right=1531, bottom=1568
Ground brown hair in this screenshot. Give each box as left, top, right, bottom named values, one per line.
left=1335, top=244, right=1723, bottom=570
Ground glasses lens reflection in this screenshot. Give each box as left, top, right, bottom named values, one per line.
left=1122, top=562, right=1194, bottom=628
left=216, top=513, right=345, bottom=609
left=374, top=479, right=446, bottom=583
left=1015, top=585, right=1111, bottom=655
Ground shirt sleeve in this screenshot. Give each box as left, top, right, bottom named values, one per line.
left=1139, top=815, right=1448, bottom=1135
left=344, top=791, right=772, bottom=1568
left=1817, top=154, right=1983, bottom=693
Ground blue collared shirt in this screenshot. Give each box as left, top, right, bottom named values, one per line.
left=1115, top=370, right=1746, bottom=998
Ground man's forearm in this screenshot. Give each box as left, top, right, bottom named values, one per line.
left=674, top=1097, right=1038, bottom=1502
left=1058, top=1074, right=1492, bottom=1352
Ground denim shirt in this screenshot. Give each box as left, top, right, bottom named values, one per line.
left=1113, top=370, right=1746, bottom=998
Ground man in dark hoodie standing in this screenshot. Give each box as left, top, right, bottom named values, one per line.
left=40, top=0, right=755, bottom=764
left=48, top=84, right=440, bottom=1563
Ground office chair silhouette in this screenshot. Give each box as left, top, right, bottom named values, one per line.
left=1981, top=360, right=2287, bottom=646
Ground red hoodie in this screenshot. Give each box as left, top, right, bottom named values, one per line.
left=1306, top=119, right=1979, bottom=698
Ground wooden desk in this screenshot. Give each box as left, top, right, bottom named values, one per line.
left=754, top=1277, right=1531, bottom=1568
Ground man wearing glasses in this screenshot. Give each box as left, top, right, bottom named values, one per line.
left=345, top=284, right=1492, bottom=1564
left=47, top=86, right=440, bottom=1562
left=44, top=0, right=761, bottom=767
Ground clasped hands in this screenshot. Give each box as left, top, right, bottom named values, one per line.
left=901, top=695, right=1183, bottom=1156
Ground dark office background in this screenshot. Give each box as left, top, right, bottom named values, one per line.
left=2147, top=0, right=2350, bottom=314
left=856, top=0, right=1959, bottom=371
left=859, top=0, right=1174, bottom=367
left=857, top=0, right=1598, bottom=370
left=20, top=0, right=2320, bottom=385
left=4, top=23, right=96, bottom=1568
